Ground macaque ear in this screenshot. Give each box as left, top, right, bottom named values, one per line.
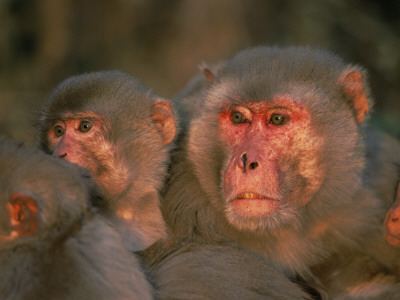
left=7, top=192, right=39, bottom=237
left=151, top=100, right=177, bottom=146
left=199, top=63, right=216, bottom=84
left=203, top=67, right=215, bottom=84
left=337, top=71, right=369, bottom=124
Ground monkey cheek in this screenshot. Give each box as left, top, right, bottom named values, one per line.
left=385, top=219, right=400, bottom=248
left=230, top=199, right=280, bottom=218
left=385, top=232, right=400, bottom=248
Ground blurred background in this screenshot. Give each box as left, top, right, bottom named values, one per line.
left=0, top=0, right=399, bottom=144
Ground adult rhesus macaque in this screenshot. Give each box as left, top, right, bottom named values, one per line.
left=36, top=70, right=177, bottom=252
left=0, top=137, right=153, bottom=300
left=141, top=242, right=312, bottom=300
left=155, top=46, right=400, bottom=298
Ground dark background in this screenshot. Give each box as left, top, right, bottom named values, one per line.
left=1, top=0, right=399, bottom=144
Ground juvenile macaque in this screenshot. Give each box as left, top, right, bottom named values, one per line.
left=153, top=46, right=400, bottom=298
left=0, top=136, right=153, bottom=300
left=142, top=242, right=312, bottom=300
left=36, top=70, right=177, bottom=251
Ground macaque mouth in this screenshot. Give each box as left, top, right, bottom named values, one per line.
left=385, top=229, right=400, bottom=248
left=233, top=192, right=279, bottom=202
left=0, top=231, right=18, bottom=242
left=229, top=192, right=281, bottom=218
left=385, top=230, right=400, bottom=240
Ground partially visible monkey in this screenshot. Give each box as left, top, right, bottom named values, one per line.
left=36, top=70, right=177, bottom=252
left=0, top=136, right=153, bottom=300
left=152, top=46, right=400, bottom=298
left=385, top=179, right=400, bottom=248
left=141, top=242, right=312, bottom=300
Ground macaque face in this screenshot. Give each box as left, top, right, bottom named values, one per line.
left=46, top=112, right=137, bottom=198
left=218, top=96, right=325, bottom=230
left=46, top=112, right=108, bottom=180
left=385, top=182, right=400, bottom=248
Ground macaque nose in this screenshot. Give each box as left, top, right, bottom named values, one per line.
left=53, top=152, right=67, bottom=159
left=239, top=153, right=259, bottom=173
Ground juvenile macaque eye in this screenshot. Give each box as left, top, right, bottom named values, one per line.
left=231, top=111, right=247, bottom=124
left=53, top=125, right=65, bottom=137
left=270, top=114, right=288, bottom=125
left=79, top=121, right=93, bottom=133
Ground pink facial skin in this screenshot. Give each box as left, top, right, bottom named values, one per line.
left=385, top=182, right=400, bottom=248
left=219, top=95, right=324, bottom=219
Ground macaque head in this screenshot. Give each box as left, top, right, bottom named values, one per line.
left=37, top=71, right=176, bottom=198
left=0, top=137, right=91, bottom=248
left=187, top=46, right=371, bottom=232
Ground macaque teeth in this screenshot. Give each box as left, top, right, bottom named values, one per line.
left=235, top=192, right=278, bottom=201
left=237, top=192, right=262, bottom=199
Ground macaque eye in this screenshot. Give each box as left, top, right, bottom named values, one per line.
left=79, top=121, right=93, bottom=133
left=231, top=111, right=248, bottom=124
left=270, top=114, right=289, bottom=125
left=53, top=125, right=65, bottom=137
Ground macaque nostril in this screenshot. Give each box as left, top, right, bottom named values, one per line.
left=249, top=162, right=259, bottom=170
left=240, top=153, right=248, bottom=172
left=240, top=154, right=258, bottom=171
left=58, top=153, right=67, bottom=158
left=241, top=153, right=247, bottom=165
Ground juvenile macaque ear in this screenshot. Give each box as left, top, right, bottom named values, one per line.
left=7, top=192, right=39, bottom=237
left=337, top=71, right=369, bottom=124
left=151, top=99, right=177, bottom=146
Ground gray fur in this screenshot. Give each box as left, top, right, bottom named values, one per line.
left=143, top=242, right=312, bottom=300
left=311, top=129, right=400, bottom=299
left=0, top=136, right=153, bottom=300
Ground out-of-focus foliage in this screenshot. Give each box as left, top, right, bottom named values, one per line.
left=0, top=0, right=399, bottom=143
